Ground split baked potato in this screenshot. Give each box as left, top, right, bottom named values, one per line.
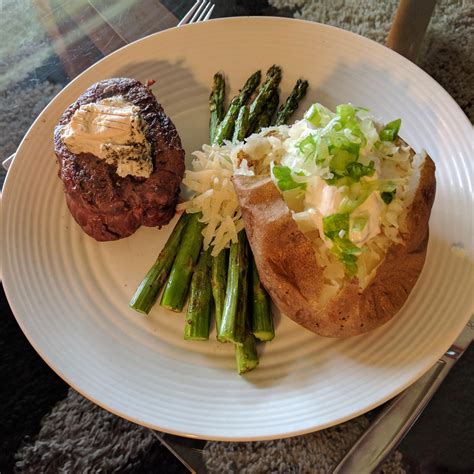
left=233, top=132, right=436, bottom=337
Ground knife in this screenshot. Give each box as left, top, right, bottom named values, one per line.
left=333, top=319, right=473, bottom=474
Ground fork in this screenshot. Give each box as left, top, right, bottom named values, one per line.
left=178, top=0, right=215, bottom=27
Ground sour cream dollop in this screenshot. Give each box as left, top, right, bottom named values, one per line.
left=303, top=176, right=382, bottom=247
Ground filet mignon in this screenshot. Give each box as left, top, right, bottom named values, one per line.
left=54, top=78, right=185, bottom=241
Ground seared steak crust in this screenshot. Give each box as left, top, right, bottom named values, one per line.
left=54, top=78, right=185, bottom=241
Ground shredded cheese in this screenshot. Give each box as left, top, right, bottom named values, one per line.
left=177, top=144, right=245, bottom=256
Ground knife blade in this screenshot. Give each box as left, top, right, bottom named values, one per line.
left=333, top=319, right=473, bottom=474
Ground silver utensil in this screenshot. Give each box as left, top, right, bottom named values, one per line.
left=178, top=0, right=215, bottom=27
left=333, top=319, right=473, bottom=474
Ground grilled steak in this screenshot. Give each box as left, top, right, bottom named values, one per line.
left=54, top=78, right=185, bottom=241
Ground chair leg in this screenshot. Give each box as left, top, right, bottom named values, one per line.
left=386, top=0, right=438, bottom=62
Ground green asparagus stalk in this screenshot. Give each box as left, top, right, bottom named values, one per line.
left=233, top=233, right=249, bottom=345
left=160, top=213, right=204, bottom=312
left=273, top=78, right=309, bottom=126
left=209, top=73, right=226, bottom=144
left=218, top=241, right=240, bottom=343
left=219, top=231, right=248, bottom=344
left=232, top=105, right=250, bottom=143
left=213, top=70, right=261, bottom=145
left=251, top=257, right=274, bottom=341
left=129, top=213, right=191, bottom=314
left=184, top=248, right=212, bottom=340
left=211, top=250, right=228, bottom=341
left=235, top=332, right=259, bottom=375
left=257, top=90, right=279, bottom=130
left=247, top=65, right=282, bottom=133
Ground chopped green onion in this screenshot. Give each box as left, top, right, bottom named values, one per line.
left=379, top=119, right=401, bottom=141
left=336, top=103, right=357, bottom=122
left=304, top=104, right=321, bottom=126
left=322, top=213, right=363, bottom=276
left=339, top=179, right=399, bottom=214
left=304, top=103, right=335, bottom=126
left=346, top=161, right=375, bottom=182
left=272, top=165, right=306, bottom=191
left=329, top=149, right=357, bottom=176
left=323, top=213, right=350, bottom=240
left=297, top=134, right=318, bottom=161
left=338, top=249, right=359, bottom=276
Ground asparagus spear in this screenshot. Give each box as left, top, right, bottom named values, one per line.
left=256, top=90, right=279, bottom=130
left=129, top=213, right=190, bottom=314
left=184, top=247, right=212, bottom=340
left=273, top=78, right=309, bottom=126
left=160, top=213, right=204, bottom=312
left=251, top=256, right=274, bottom=341
left=235, top=332, right=259, bottom=375
left=247, top=65, right=282, bottom=134
left=213, top=70, right=261, bottom=145
left=219, top=231, right=248, bottom=344
left=233, top=233, right=249, bottom=345
left=209, top=73, right=226, bottom=144
left=211, top=250, right=228, bottom=341
left=218, top=241, right=240, bottom=343
left=232, top=105, right=249, bottom=143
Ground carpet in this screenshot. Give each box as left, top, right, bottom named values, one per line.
left=2, top=0, right=473, bottom=472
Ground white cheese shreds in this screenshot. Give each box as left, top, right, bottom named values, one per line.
left=177, top=144, right=247, bottom=256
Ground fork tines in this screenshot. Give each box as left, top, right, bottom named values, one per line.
left=178, top=0, right=215, bottom=27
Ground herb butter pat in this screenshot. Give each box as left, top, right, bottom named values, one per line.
left=60, top=96, right=153, bottom=178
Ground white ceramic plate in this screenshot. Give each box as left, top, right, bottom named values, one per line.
left=2, top=17, right=473, bottom=441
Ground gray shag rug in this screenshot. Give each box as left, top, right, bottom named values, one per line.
left=6, top=0, right=473, bottom=472
left=15, top=390, right=405, bottom=474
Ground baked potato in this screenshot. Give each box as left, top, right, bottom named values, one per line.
left=233, top=139, right=436, bottom=338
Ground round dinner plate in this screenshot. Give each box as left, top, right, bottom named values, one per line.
left=2, top=17, right=473, bottom=441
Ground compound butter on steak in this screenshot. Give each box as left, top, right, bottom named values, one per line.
left=54, top=78, right=185, bottom=241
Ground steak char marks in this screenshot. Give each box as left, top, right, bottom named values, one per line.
left=54, top=78, right=185, bottom=241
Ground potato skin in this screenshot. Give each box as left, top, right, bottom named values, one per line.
left=233, top=153, right=436, bottom=337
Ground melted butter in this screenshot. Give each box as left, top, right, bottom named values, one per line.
left=60, top=96, right=152, bottom=178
